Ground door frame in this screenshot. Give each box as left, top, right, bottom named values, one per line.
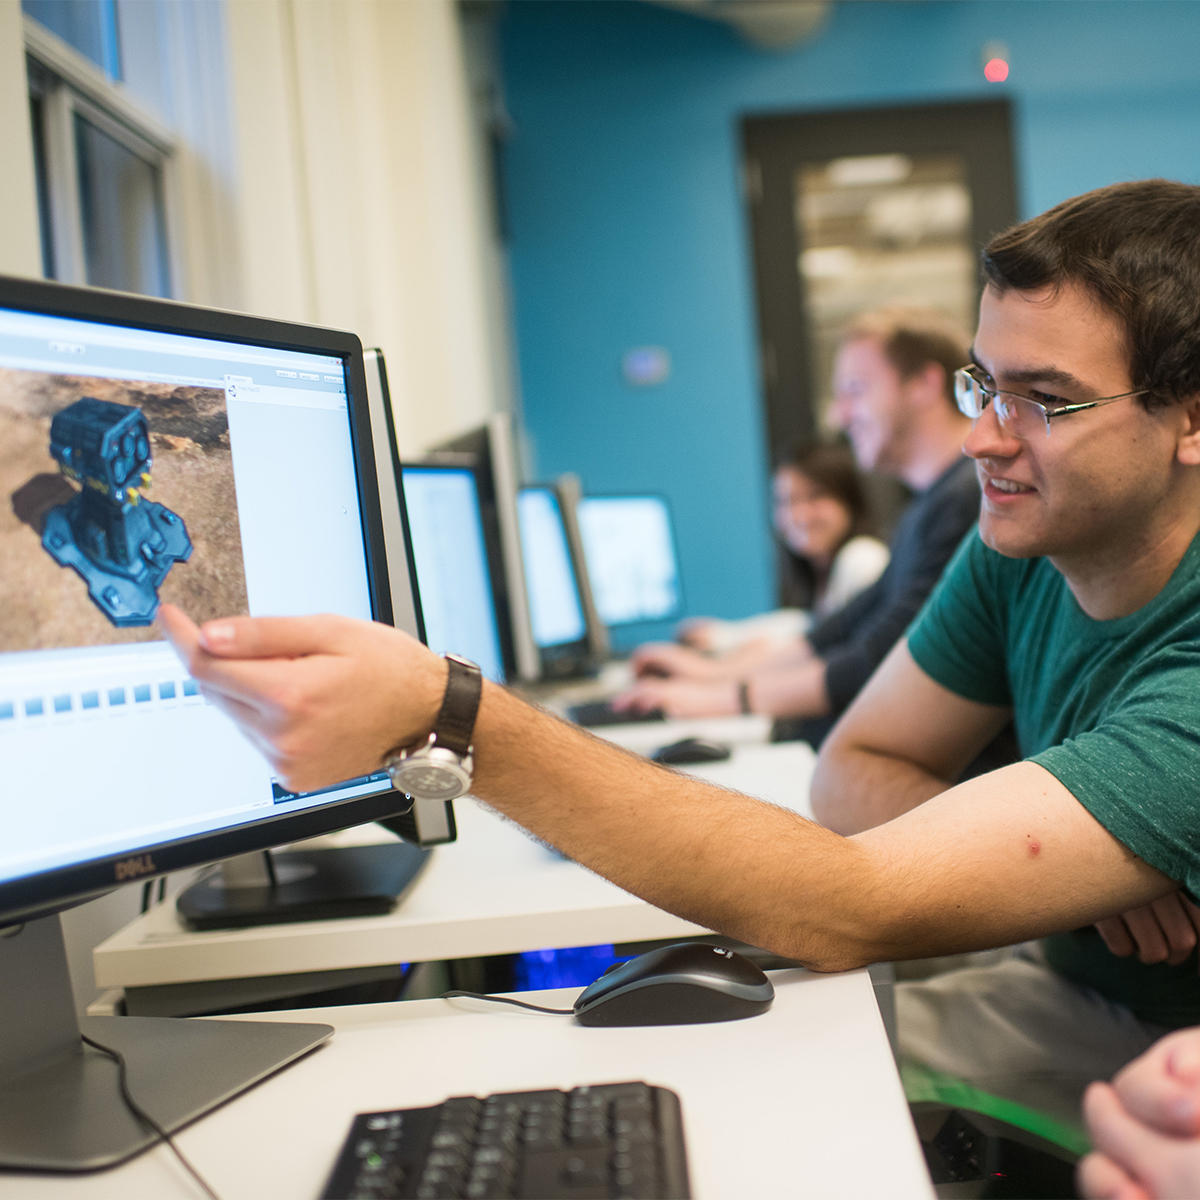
left=742, top=98, right=1018, bottom=462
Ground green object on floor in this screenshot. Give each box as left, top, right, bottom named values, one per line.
left=901, top=1060, right=1091, bottom=1157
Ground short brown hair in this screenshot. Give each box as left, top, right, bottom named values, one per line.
left=838, top=305, right=970, bottom=406
left=983, top=180, right=1200, bottom=411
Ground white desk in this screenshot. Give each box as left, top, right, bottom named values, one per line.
left=94, top=742, right=816, bottom=999
left=1, top=968, right=932, bottom=1199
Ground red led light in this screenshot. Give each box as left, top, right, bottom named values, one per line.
left=984, top=57, right=1009, bottom=83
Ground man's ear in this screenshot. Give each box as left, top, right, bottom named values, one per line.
left=1176, top=396, right=1200, bottom=467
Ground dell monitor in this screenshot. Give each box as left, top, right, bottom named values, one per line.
left=516, top=484, right=596, bottom=678
left=0, top=274, right=431, bottom=1170
left=576, top=494, right=683, bottom=627
left=401, top=463, right=505, bottom=684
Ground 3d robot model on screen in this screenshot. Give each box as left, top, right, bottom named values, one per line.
left=41, top=397, right=192, bottom=627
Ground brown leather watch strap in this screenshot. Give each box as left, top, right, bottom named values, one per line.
left=432, top=654, right=482, bottom=757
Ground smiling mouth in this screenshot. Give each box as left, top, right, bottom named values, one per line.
left=987, top=477, right=1035, bottom=495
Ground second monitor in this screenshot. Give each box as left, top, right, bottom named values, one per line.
left=401, top=463, right=506, bottom=685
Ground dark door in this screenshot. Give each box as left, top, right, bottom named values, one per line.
left=742, top=99, right=1018, bottom=465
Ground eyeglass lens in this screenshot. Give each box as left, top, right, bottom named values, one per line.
left=957, top=373, right=1049, bottom=437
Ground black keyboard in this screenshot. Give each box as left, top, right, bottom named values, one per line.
left=568, top=702, right=665, bottom=727
left=322, top=1081, right=690, bottom=1200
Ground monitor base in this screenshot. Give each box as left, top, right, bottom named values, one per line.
left=0, top=915, right=332, bottom=1173
left=176, top=841, right=430, bottom=929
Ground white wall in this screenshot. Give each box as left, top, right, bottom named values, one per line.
left=225, top=0, right=510, bottom=456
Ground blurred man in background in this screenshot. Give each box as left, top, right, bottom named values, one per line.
left=615, top=305, right=978, bottom=749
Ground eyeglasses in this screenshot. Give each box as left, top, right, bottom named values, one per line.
left=953, top=365, right=1148, bottom=438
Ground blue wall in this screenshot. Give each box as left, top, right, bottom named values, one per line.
left=499, top=0, right=1200, bottom=646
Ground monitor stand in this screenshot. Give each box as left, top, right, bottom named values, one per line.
left=0, top=914, right=332, bottom=1172
left=175, top=840, right=430, bottom=930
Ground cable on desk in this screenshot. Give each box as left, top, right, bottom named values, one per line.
left=80, top=1033, right=222, bottom=1200
left=442, top=990, right=574, bottom=1015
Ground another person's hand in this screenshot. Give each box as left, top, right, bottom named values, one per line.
left=630, top=642, right=728, bottom=681
left=1080, top=1028, right=1200, bottom=1199
left=1096, top=893, right=1200, bottom=968
left=611, top=677, right=739, bottom=719
left=157, top=605, right=446, bottom=794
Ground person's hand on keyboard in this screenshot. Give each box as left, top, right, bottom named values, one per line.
left=611, top=677, right=739, bottom=720
left=630, top=642, right=726, bottom=682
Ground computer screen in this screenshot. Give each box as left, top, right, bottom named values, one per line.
left=0, top=277, right=418, bottom=925
left=517, top=486, right=587, bottom=650
left=576, top=494, right=682, bottom=625
left=401, top=465, right=505, bottom=684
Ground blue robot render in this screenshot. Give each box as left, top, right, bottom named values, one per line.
left=42, top=397, right=192, bottom=627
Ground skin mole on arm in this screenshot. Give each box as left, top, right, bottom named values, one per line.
left=1026, top=835, right=1042, bottom=858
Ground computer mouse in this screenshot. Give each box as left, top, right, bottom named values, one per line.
left=651, top=737, right=732, bottom=765
left=573, top=942, right=774, bottom=1026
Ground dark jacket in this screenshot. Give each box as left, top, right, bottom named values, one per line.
left=777, top=455, right=980, bottom=747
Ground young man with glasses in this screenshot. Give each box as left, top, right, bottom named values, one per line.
left=162, top=179, right=1200, bottom=1133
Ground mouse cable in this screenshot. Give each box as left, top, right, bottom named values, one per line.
left=442, top=990, right=574, bottom=1015
left=80, top=1033, right=221, bottom=1200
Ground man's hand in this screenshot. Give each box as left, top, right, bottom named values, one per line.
left=1080, top=1028, right=1200, bottom=1199
left=630, top=642, right=727, bottom=681
left=611, top=677, right=739, bottom=719
left=1095, top=893, right=1200, bottom=968
left=157, top=605, right=446, bottom=793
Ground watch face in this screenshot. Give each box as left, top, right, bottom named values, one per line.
left=390, top=761, right=470, bottom=802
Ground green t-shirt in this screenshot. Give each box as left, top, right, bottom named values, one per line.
left=908, top=528, right=1200, bottom=1028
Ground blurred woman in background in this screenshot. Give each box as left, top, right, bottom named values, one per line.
left=679, top=440, right=888, bottom=654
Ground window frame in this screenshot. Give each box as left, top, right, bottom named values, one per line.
left=24, top=12, right=177, bottom=295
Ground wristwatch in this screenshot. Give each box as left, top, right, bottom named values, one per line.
left=383, top=654, right=482, bottom=802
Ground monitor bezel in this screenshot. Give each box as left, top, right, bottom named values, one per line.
left=0, top=274, right=420, bottom=927
left=433, top=418, right=540, bottom=683
left=576, top=490, right=685, bottom=626
left=517, top=482, right=594, bottom=674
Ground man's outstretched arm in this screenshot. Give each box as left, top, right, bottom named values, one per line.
left=159, top=607, right=1178, bottom=972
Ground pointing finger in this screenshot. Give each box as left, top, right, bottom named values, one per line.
left=197, top=613, right=350, bottom=660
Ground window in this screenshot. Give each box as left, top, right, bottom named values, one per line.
left=22, top=0, right=121, bottom=80
left=24, top=8, right=174, bottom=298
